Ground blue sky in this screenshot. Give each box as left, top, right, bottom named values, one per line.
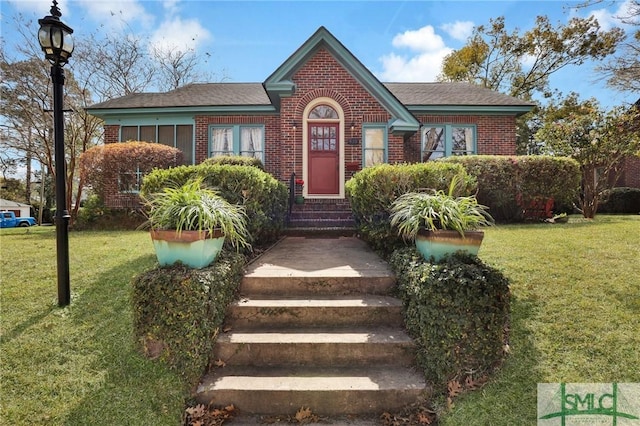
left=1, top=0, right=637, bottom=109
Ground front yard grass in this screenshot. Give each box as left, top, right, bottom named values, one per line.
left=1, top=215, right=638, bottom=425
left=439, top=214, right=640, bottom=425
left=0, top=228, right=184, bottom=425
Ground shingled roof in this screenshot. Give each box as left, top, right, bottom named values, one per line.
left=88, top=81, right=532, bottom=111
left=87, top=83, right=272, bottom=110
left=384, top=82, right=532, bottom=106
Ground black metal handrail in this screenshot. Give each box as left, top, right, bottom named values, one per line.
left=287, top=172, right=296, bottom=223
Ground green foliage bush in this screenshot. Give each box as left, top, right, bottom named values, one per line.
left=599, top=187, right=640, bottom=214
left=201, top=155, right=264, bottom=170
left=345, top=162, right=475, bottom=255
left=389, top=248, right=510, bottom=390
left=140, top=163, right=287, bottom=247
left=131, top=252, right=245, bottom=388
left=74, top=195, right=146, bottom=230
left=442, top=156, right=581, bottom=222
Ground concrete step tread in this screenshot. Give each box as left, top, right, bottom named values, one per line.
left=217, top=328, right=413, bottom=344
left=199, top=366, right=426, bottom=392
left=232, top=295, right=402, bottom=308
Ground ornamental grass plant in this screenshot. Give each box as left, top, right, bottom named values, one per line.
left=141, top=178, right=250, bottom=250
left=390, top=177, right=494, bottom=239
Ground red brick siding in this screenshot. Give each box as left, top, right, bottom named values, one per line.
left=278, top=48, right=392, bottom=183
left=104, top=125, right=120, bottom=144
left=618, top=156, right=640, bottom=188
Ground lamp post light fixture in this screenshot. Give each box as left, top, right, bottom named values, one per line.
left=38, top=0, right=74, bottom=307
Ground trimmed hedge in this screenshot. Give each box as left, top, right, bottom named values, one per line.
left=140, top=163, right=288, bottom=247
left=201, top=155, right=264, bottom=170
left=390, top=248, right=510, bottom=390
left=442, top=156, right=581, bottom=222
left=131, top=252, right=245, bottom=388
left=345, top=162, right=476, bottom=255
left=599, top=187, right=640, bottom=214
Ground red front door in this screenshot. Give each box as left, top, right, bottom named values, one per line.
left=308, top=123, right=339, bottom=195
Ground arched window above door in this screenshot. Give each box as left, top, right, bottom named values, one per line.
left=308, top=104, right=338, bottom=119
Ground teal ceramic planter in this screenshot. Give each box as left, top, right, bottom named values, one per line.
left=150, top=230, right=224, bottom=269
left=415, top=230, right=484, bottom=262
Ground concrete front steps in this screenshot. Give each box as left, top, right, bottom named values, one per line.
left=195, top=237, right=428, bottom=417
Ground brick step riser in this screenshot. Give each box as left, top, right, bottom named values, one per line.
left=226, top=306, right=404, bottom=329
left=199, top=388, right=425, bottom=416
left=240, top=277, right=396, bottom=297
left=291, top=204, right=352, bottom=212
left=288, top=219, right=356, bottom=228
left=289, top=211, right=354, bottom=220
left=214, top=342, right=416, bottom=368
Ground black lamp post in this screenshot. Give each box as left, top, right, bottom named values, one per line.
left=38, top=0, right=74, bottom=307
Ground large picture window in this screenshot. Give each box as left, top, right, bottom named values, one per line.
left=363, top=125, right=387, bottom=167
left=120, top=124, right=193, bottom=165
left=210, top=125, right=264, bottom=161
left=421, top=125, right=476, bottom=161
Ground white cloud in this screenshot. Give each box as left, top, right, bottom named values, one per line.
left=440, top=20, right=474, bottom=42
left=149, top=17, right=212, bottom=53
left=571, top=0, right=634, bottom=32
left=162, top=0, right=181, bottom=15
left=75, top=0, right=155, bottom=32
left=391, top=25, right=446, bottom=52
left=379, top=25, right=453, bottom=82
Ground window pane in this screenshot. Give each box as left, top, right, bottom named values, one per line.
left=364, top=127, right=385, bottom=167
left=308, top=105, right=338, bottom=119
left=121, top=126, right=138, bottom=141
left=240, top=126, right=263, bottom=160
left=140, top=125, right=156, bottom=142
left=158, top=125, right=174, bottom=146
left=452, top=126, right=474, bottom=154
left=364, top=128, right=384, bottom=149
left=176, top=125, right=193, bottom=164
left=118, top=168, right=142, bottom=193
left=211, top=127, right=234, bottom=156
left=422, top=126, right=445, bottom=161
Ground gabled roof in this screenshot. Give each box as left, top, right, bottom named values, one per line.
left=87, top=27, right=534, bottom=123
left=264, top=26, right=420, bottom=133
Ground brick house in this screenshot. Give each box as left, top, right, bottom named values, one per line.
left=87, top=26, right=533, bottom=211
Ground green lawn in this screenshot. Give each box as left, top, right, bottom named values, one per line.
left=1, top=216, right=638, bottom=425
left=439, top=215, right=640, bottom=425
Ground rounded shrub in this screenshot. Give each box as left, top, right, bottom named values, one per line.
left=390, top=247, right=510, bottom=390
left=599, top=187, right=640, bottom=214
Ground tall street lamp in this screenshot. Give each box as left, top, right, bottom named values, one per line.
left=38, top=0, right=74, bottom=307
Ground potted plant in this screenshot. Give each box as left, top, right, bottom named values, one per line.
left=294, top=179, right=305, bottom=204
left=141, top=179, right=250, bottom=268
left=390, top=178, right=493, bottom=261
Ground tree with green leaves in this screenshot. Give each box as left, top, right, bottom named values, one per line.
left=439, top=15, right=625, bottom=154
left=535, top=94, right=640, bottom=218
left=440, top=15, right=624, bottom=99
